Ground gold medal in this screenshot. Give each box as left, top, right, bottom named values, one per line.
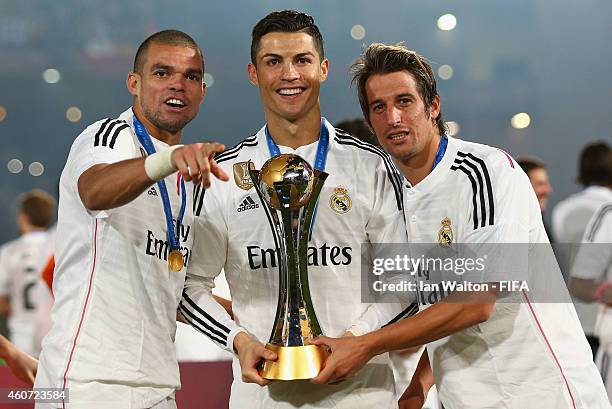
left=168, top=249, right=184, bottom=272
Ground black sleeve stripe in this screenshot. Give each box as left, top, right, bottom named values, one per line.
left=586, top=204, right=612, bottom=242
left=382, top=302, right=419, bottom=328
left=94, top=119, right=128, bottom=148
left=215, top=135, right=258, bottom=162
left=94, top=118, right=112, bottom=146
left=334, top=135, right=403, bottom=211
left=216, top=140, right=259, bottom=165
left=108, top=123, right=130, bottom=149
left=178, top=303, right=227, bottom=345
left=101, top=120, right=127, bottom=147
left=193, top=184, right=206, bottom=217
left=451, top=163, right=480, bottom=229
left=456, top=158, right=487, bottom=227
left=462, top=153, right=495, bottom=226
left=334, top=131, right=405, bottom=197
left=451, top=151, right=495, bottom=230
left=181, top=290, right=231, bottom=334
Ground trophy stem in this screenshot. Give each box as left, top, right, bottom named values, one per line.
left=297, top=172, right=328, bottom=338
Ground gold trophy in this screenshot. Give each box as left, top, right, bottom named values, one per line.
left=249, top=154, right=329, bottom=380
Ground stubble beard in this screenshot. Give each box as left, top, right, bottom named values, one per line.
left=143, top=104, right=194, bottom=134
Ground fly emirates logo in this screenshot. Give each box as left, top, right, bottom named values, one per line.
left=246, top=243, right=352, bottom=270
left=145, top=219, right=191, bottom=265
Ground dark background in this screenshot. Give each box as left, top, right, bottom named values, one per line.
left=1, top=0, right=611, bottom=241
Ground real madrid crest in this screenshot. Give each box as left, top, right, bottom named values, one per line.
left=438, top=217, right=453, bottom=247
left=233, top=161, right=255, bottom=191
left=329, top=187, right=352, bottom=214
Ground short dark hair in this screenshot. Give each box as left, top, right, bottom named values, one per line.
left=516, top=156, right=547, bottom=176
left=334, top=117, right=378, bottom=147
left=251, top=10, right=324, bottom=64
left=351, top=43, right=447, bottom=135
left=133, top=29, right=204, bottom=74
left=19, top=189, right=55, bottom=228
left=577, top=141, right=612, bottom=186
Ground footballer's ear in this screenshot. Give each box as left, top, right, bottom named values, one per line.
left=319, top=58, right=329, bottom=83
left=429, top=95, right=441, bottom=121
left=247, top=63, right=258, bottom=86
left=126, top=72, right=140, bottom=96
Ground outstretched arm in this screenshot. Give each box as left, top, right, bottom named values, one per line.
left=79, top=142, right=228, bottom=211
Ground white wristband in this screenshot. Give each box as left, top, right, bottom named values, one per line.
left=144, top=144, right=183, bottom=181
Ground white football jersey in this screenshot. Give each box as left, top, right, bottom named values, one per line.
left=35, top=108, right=195, bottom=409
left=403, top=136, right=609, bottom=409
left=183, top=119, right=411, bottom=409
left=0, top=231, right=50, bottom=356
left=552, top=186, right=612, bottom=334
left=571, top=203, right=612, bottom=342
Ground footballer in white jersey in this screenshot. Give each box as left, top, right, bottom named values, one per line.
left=400, top=136, right=608, bottom=408
left=34, top=29, right=229, bottom=409
left=312, top=43, right=610, bottom=409
left=0, top=231, right=50, bottom=356
left=35, top=108, right=196, bottom=408
left=570, top=203, right=612, bottom=400
left=183, top=120, right=411, bottom=409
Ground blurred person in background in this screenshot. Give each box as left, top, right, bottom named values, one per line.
left=569, top=201, right=612, bottom=401
left=517, top=156, right=554, bottom=241
left=552, top=141, right=612, bottom=243
left=553, top=141, right=612, bottom=357
left=0, top=189, right=55, bottom=357
left=334, top=117, right=379, bottom=147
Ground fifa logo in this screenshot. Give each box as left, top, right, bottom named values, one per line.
left=233, top=161, right=255, bottom=191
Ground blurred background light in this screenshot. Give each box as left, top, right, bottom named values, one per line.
left=511, top=112, right=531, bottom=129
left=446, top=121, right=460, bottom=136
left=350, top=24, right=366, bottom=40
left=438, top=64, right=454, bottom=80
left=42, top=68, right=61, bottom=84
left=66, top=106, right=82, bottom=122
left=437, top=14, right=457, bottom=31
left=7, top=159, right=23, bottom=174
left=204, top=73, right=215, bottom=88
left=28, top=162, right=45, bottom=176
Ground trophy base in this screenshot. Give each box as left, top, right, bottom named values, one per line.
left=260, top=344, right=328, bottom=380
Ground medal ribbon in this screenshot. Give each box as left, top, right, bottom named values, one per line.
left=133, top=116, right=186, bottom=254
left=265, top=118, right=330, bottom=237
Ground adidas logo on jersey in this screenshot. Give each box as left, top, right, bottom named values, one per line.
left=237, top=196, right=259, bottom=212
left=147, top=187, right=158, bottom=196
